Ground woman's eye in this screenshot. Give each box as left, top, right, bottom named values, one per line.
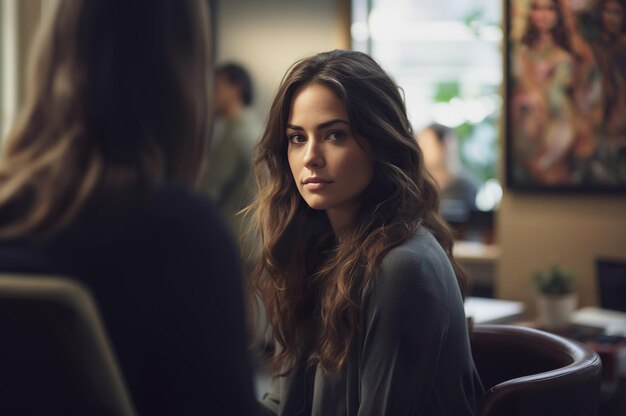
left=288, top=134, right=306, bottom=144
left=328, top=130, right=347, bottom=141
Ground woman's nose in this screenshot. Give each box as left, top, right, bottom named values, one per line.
left=303, top=140, right=324, bottom=169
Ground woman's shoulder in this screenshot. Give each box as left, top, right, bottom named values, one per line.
left=373, top=227, right=452, bottom=296
left=379, top=227, right=445, bottom=273
left=148, top=181, right=235, bottom=248
left=362, top=227, right=455, bottom=318
left=152, top=180, right=217, bottom=216
left=141, top=182, right=242, bottom=283
left=73, top=180, right=235, bottom=257
left=150, top=181, right=222, bottom=225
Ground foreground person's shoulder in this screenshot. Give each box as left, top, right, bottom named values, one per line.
left=148, top=181, right=237, bottom=253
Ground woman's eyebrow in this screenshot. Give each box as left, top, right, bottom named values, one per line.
left=286, top=119, right=349, bottom=131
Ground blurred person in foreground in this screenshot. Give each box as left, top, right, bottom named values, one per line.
left=0, top=0, right=258, bottom=414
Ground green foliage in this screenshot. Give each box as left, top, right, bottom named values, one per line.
left=454, top=121, right=473, bottom=139
left=463, top=8, right=484, bottom=37
left=533, top=265, right=575, bottom=295
left=432, top=80, right=500, bottom=184
left=433, top=82, right=460, bottom=103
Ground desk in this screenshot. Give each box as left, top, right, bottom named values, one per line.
left=453, top=241, right=500, bottom=262
left=571, top=307, right=626, bottom=338
left=464, top=296, right=525, bottom=324
left=454, top=241, right=500, bottom=297
left=571, top=307, right=626, bottom=383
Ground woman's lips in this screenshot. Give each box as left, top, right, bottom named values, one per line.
left=303, top=177, right=333, bottom=190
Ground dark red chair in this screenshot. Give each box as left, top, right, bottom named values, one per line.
left=470, top=324, right=602, bottom=416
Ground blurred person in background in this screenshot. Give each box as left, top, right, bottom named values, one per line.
left=416, top=123, right=478, bottom=227
left=0, top=1, right=258, bottom=414
left=200, top=62, right=261, bottom=240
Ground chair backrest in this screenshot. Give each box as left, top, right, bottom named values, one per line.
left=470, top=324, right=602, bottom=416
left=0, top=273, right=136, bottom=416
left=596, top=257, right=626, bottom=312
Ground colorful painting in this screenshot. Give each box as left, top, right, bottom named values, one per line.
left=506, top=0, right=626, bottom=191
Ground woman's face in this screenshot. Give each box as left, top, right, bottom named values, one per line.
left=530, top=0, right=559, bottom=34
left=286, top=82, right=374, bottom=232
left=602, top=0, right=625, bottom=36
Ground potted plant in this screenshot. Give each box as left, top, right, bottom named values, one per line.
left=533, top=264, right=577, bottom=330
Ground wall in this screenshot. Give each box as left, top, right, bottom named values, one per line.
left=496, top=192, right=626, bottom=314
left=1, top=0, right=41, bottom=140
left=215, top=0, right=349, bottom=127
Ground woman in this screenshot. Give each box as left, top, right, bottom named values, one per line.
left=0, top=1, right=257, bottom=414
left=593, top=0, right=626, bottom=168
left=248, top=50, right=483, bottom=415
left=512, top=0, right=576, bottom=184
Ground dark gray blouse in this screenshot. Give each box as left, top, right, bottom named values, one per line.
left=260, top=227, right=484, bottom=415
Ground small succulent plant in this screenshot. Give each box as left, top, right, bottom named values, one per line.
left=534, top=264, right=575, bottom=296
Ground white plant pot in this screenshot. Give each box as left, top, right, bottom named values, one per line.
left=536, top=292, right=578, bottom=330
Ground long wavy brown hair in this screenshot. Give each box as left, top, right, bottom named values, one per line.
left=246, top=50, right=468, bottom=374
left=0, top=0, right=212, bottom=239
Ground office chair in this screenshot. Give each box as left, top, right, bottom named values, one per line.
left=0, top=273, right=136, bottom=416
left=470, top=324, right=602, bottom=416
left=595, top=258, right=626, bottom=312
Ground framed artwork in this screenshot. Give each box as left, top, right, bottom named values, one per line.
left=505, top=0, right=626, bottom=192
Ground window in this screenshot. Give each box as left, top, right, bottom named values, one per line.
left=351, top=0, right=503, bottom=212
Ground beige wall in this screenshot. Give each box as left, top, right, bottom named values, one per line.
left=16, top=0, right=42, bottom=107
left=496, top=192, right=626, bottom=314
left=1, top=0, right=42, bottom=139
